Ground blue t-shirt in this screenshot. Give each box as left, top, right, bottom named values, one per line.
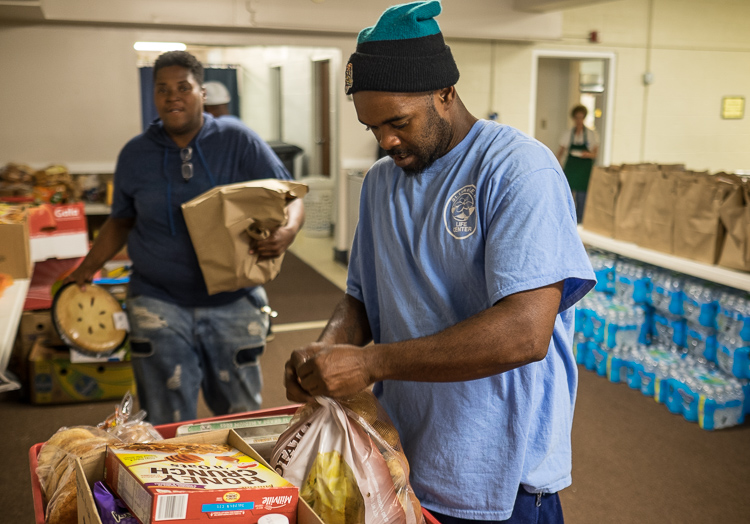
left=347, top=120, right=595, bottom=520
left=111, top=113, right=291, bottom=307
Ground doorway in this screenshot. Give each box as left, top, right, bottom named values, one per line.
left=530, top=50, right=616, bottom=167
left=313, top=59, right=331, bottom=177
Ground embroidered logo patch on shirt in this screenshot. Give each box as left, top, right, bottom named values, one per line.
left=443, top=184, right=477, bottom=239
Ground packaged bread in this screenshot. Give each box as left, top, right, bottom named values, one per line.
left=37, top=426, right=117, bottom=524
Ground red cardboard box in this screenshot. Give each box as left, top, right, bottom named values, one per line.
left=104, top=431, right=301, bottom=524
left=28, top=202, right=88, bottom=262
left=23, top=257, right=83, bottom=311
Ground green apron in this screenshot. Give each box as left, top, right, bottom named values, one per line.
left=563, top=128, right=594, bottom=192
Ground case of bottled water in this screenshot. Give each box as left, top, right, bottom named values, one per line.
left=631, top=344, right=690, bottom=399
left=653, top=312, right=687, bottom=348
left=614, top=259, right=653, bottom=305
left=716, top=330, right=750, bottom=380
left=573, top=331, right=589, bottom=366
left=651, top=269, right=685, bottom=315
left=717, top=290, right=750, bottom=341
left=685, top=322, right=718, bottom=363
left=607, top=345, right=638, bottom=385
left=603, top=303, right=644, bottom=349
left=663, top=362, right=749, bottom=430
left=585, top=342, right=609, bottom=376
left=682, top=279, right=719, bottom=328
left=588, top=249, right=617, bottom=294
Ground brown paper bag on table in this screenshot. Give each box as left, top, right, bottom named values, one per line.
left=582, top=165, right=621, bottom=237
left=673, top=172, right=738, bottom=265
left=639, top=169, right=678, bottom=254
left=181, top=179, right=308, bottom=295
left=718, top=178, right=750, bottom=271
left=613, top=164, right=658, bottom=244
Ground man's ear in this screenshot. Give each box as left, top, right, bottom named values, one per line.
left=436, top=86, right=455, bottom=107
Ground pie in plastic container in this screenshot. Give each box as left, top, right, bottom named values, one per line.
left=52, top=282, right=128, bottom=356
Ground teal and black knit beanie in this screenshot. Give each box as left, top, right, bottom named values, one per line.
left=345, top=1, right=459, bottom=95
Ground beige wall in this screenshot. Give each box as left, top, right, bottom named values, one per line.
left=561, top=0, right=750, bottom=170
left=1, top=0, right=748, bottom=174
left=451, top=0, right=750, bottom=172
left=0, top=24, right=369, bottom=171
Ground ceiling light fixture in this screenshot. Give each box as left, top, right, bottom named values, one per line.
left=133, top=42, right=187, bottom=52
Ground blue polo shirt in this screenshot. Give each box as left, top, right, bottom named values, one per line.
left=111, top=114, right=291, bottom=307
left=347, top=119, right=595, bottom=520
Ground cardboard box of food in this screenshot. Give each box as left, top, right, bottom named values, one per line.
left=0, top=205, right=32, bottom=279
left=8, top=310, right=62, bottom=390
left=27, top=202, right=88, bottom=262
left=175, top=415, right=293, bottom=462
left=27, top=338, right=135, bottom=404
left=16, top=310, right=61, bottom=353
left=75, top=430, right=325, bottom=524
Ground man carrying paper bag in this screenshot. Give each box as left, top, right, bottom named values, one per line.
left=66, top=51, right=305, bottom=425
left=182, top=179, right=308, bottom=295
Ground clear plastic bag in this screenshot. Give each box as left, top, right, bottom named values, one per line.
left=37, top=393, right=162, bottom=522
left=97, top=392, right=163, bottom=443
left=271, top=391, right=423, bottom=524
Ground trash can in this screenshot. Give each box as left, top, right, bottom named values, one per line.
left=302, top=176, right=334, bottom=238
left=266, top=141, right=303, bottom=178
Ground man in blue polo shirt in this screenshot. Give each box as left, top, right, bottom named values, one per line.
left=69, top=51, right=304, bottom=425
left=285, top=1, right=595, bottom=522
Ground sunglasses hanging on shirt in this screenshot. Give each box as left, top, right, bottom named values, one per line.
left=180, top=147, right=193, bottom=182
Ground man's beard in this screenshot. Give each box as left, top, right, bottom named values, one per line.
left=387, top=104, right=453, bottom=176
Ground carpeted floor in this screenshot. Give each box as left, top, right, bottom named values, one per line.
left=264, top=251, right=346, bottom=324
left=4, top=252, right=750, bottom=522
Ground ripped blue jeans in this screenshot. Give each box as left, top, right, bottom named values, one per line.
left=125, top=289, right=269, bottom=425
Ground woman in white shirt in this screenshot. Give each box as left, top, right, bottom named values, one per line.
left=557, top=104, right=599, bottom=223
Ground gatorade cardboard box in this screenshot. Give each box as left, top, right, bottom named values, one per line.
left=104, top=431, right=299, bottom=524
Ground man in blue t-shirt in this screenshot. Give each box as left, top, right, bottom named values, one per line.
left=285, top=2, right=595, bottom=523
left=68, top=51, right=304, bottom=425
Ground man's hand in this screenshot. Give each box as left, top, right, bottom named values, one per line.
left=284, top=342, right=373, bottom=401
left=251, top=225, right=296, bottom=259
left=63, top=264, right=97, bottom=290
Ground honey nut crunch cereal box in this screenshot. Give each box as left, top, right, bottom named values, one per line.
left=104, top=441, right=298, bottom=524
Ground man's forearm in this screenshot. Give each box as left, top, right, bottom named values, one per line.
left=318, top=294, right=373, bottom=347
left=365, top=282, right=563, bottom=384
left=78, top=217, right=134, bottom=274
left=285, top=198, right=304, bottom=234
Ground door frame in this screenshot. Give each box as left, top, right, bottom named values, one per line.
left=530, top=49, right=617, bottom=167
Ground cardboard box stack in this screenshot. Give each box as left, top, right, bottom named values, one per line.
left=1, top=161, right=137, bottom=403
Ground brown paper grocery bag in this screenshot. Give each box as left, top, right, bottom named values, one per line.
left=673, top=172, right=738, bottom=265
left=582, top=165, right=621, bottom=237
left=718, top=178, right=750, bottom=271
left=181, top=179, right=308, bottom=295
left=639, top=170, right=678, bottom=254
left=613, top=165, right=658, bottom=244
